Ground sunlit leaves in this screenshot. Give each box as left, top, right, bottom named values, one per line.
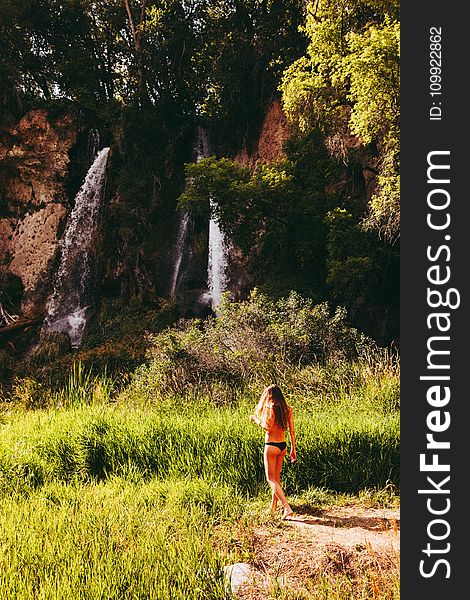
left=280, top=0, right=400, bottom=241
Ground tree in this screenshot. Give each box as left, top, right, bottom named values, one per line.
left=124, top=0, right=154, bottom=109
left=192, top=0, right=307, bottom=152
left=178, top=132, right=330, bottom=298
left=280, top=0, right=400, bottom=241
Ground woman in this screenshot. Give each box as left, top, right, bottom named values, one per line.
left=250, top=384, right=296, bottom=519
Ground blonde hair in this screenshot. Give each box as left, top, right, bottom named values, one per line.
left=254, top=384, right=290, bottom=431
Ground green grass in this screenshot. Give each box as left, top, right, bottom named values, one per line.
left=0, top=401, right=398, bottom=496
left=0, top=334, right=399, bottom=599
left=0, top=476, right=399, bottom=600
left=0, top=396, right=399, bottom=598
left=0, top=400, right=399, bottom=599
left=0, top=479, right=233, bottom=600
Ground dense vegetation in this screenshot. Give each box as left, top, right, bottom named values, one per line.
left=281, top=0, right=400, bottom=241
left=1, top=0, right=400, bottom=344
left=1, top=2, right=400, bottom=597
left=2, top=293, right=399, bottom=497
left=1, top=296, right=399, bottom=598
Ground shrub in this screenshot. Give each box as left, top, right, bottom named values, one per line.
left=11, top=377, right=50, bottom=410
left=82, top=297, right=180, bottom=348
left=126, top=290, right=375, bottom=402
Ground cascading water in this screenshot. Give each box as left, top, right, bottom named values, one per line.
left=195, top=128, right=229, bottom=311
left=169, top=210, right=190, bottom=297
left=207, top=200, right=228, bottom=310
left=43, top=147, right=110, bottom=347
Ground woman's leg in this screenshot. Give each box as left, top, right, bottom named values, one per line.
left=276, top=450, right=293, bottom=518
left=270, top=449, right=286, bottom=511
left=264, top=445, right=289, bottom=512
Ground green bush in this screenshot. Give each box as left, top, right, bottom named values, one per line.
left=82, top=297, right=180, bottom=348
left=127, top=290, right=374, bottom=403
left=10, top=377, right=50, bottom=410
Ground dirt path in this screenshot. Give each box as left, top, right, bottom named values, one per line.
left=287, top=506, right=399, bottom=553
left=227, top=506, right=400, bottom=599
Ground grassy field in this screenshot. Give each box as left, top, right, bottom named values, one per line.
left=0, top=475, right=399, bottom=600
left=0, top=479, right=229, bottom=599
left=0, top=296, right=400, bottom=598
left=0, top=402, right=398, bottom=496
left=0, top=387, right=399, bottom=598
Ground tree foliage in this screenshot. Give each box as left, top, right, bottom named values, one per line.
left=178, top=128, right=399, bottom=343
left=179, top=133, right=330, bottom=297
left=1, top=1, right=305, bottom=130
left=135, top=289, right=373, bottom=400
left=280, top=0, right=400, bottom=241
left=0, top=0, right=399, bottom=344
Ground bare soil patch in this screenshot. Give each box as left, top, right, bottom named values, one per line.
left=232, top=506, right=400, bottom=599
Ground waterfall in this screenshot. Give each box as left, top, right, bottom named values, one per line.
left=169, top=210, right=190, bottom=297
left=168, top=130, right=209, bottom=298
left=43, top=147, right=110, bottom=348
left=194, top=128, right=229, bottom=311
left=207, top=199, right=228, bottom=310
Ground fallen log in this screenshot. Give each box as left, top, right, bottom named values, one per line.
left=0, top=318, right=42, bottom=335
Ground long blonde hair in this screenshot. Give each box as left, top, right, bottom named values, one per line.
left=255, top=384, right=289, bottom=431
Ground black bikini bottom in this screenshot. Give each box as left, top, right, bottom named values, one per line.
left=265, top=441, right=287, bottom=452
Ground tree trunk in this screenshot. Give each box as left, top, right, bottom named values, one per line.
left=124, top=0, right=152, bottom=109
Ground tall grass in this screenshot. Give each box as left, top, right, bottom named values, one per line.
left=0, top=293, right=400, bottom=598
left=0, top=479, right=233, bottom=600
left=0, top=476, right=399, bottom=600
left=0, top=401, right=398, bottom=496
left=5, top=362, right=115, bottom=410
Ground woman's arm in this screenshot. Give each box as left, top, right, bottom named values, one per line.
left=288, top=408, right=296, bottom=463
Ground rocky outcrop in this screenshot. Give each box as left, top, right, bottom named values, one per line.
left=227, top=99, right=290, bottom=300
left=0, top=109, right=80, bottom=317
left=8, top=203, right=68, bottom=291
left=234, top=99, right=290, bottom=168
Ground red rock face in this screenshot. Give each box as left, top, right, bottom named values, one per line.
left=0, top=109, right=77, bottom=207
left=224, top=100, right=291, bottom=299
left=0, top=110, right=79, bottom=316
left=8, top=203, right=68, bottom=291
left=256, top=99, right=290, bottom=165
left=234, top=99, right=290, bottom=169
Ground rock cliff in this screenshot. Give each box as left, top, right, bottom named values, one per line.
left=0, top=109, right=80, bottom=318
left=227, top=99, right=291, bottom=299
left=234, top=99, right=290, bottom=168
